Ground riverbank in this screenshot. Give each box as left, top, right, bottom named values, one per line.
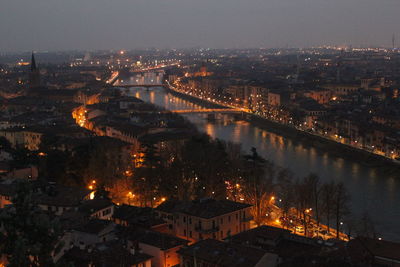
left=247, top=114, right=400, bottom=171
left=165, top=86, right=228, bottom=109
left=167, top=86, right=400, bottom=172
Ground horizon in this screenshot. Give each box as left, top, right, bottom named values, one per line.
left=1, top=45, right=399, bottom=55
left=2, top=0, right=400, bottom=52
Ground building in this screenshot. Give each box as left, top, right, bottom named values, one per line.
left=29, top=52, right=41, bottom=88
left=113, top=204, right=167, bottom=232
left=156, top=198, right=252, bottom=242
left=347, top=237, right=400, bottom=267
left=35, top=183, right=92, bottom=215
left=0, top=128, right=46, bottom=151
left=227, top=226, right=330, bottom=266
left=123, top=228, right=189, bottom=267
left=78, top=198, right=114, bottom=220
left=304, top=89, right=332, bottom=104
left=322, top=83, right=360, bottom=96
left=177, top=239, right=278, bottom=267
left=61, top=240, right=152, bottom=267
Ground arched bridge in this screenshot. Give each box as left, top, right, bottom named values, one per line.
left=112, top=84, right=167, bottom=88
left=132, top=108, right=243, bottom=115
left=172, top=108, right=243, bottom=114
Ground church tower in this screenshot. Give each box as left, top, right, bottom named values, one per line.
left=29, top=52, right=41, bottom=88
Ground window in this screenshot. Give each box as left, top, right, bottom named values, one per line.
left=189, top=231, right=192, bottom=238
left=228, top=216, right=231, bottom=222
left=220, top=231, right=223, bottom=238
left=235, top=213, right=238, bottom=220
left=103, top=209, right=111, bottom=216
left=189, top=217, right=192, bottom=224
left=184, top=230, right=186, bottom=236
left=220, top=218, right=223, bottom=224
left=183, top=216, right=186, bottom=223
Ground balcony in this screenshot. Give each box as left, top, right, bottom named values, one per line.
left=241, top=216, right=253, bottom=222
left=195, top=226, right=219, bottom=234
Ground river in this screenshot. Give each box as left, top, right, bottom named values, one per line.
left=117, top=77, right=400, bottom=241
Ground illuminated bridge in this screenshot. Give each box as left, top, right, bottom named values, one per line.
left=132, top=108, right=243, bottom=115
left=112, top=84, right=166, bottom=88
left=172, top=108, right=243, bottom=114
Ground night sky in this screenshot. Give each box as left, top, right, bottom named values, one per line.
left=2, top=0, right=400, bottom=51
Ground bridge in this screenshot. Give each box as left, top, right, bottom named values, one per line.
left=172, top=108, right=243, bottom=114
left=112, top=84, right=166, bottom=88
left=131, top=108, right=243, bottom=115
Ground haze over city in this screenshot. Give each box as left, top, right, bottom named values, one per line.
left=2, top=0, right=400, bottom=266
left=2, top=0, right=400, bottom=52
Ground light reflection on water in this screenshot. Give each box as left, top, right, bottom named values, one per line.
left=125, top=86, right=400, bottom=241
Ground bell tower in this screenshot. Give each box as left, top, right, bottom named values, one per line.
left=29, top=52, right=41, bottom=88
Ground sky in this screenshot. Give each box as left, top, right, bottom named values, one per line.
left=1, top=0, right=400, bottom=52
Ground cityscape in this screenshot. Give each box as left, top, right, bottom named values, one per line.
left=1, top=1, right=400, bottom=267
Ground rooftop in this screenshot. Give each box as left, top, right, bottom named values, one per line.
left=178, top=239, right=274, bottom=267
left=113, top=204, right=165, bottom=228
left=122, top=227, right=188, bottom=250
left=63, top=240, right=152, bottom=267
left=348, top=237, right=400, bottom=262
left=156, top=198, right=252, bottom=219
left=74, top=219, right=115, bottom=235
left=79, top=198, right=113, bottom=215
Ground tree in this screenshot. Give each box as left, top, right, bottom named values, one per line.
left=293, top=178, right=313, bottom=236
left=133, top=143, right=163, bottom=207
left=242, top=147, right=275, bottom=226
left=276, top=169, right=295, bottom=227
left=0, top=136, right=12, bottom=151
left=321, top=181, right=336, bottom=234
left=0, top=181, right=62, bottom=267
left=333, top=182, right=350, bottom=239
left=356, top=212, right=378, bottom=239
left=304, top=174, right=322, bottom=233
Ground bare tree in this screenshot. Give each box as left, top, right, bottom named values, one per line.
left=356, top=212, right=378, bottom=239
left=242, top=148, right=275, bottom=226
left=321, top=181, right=336, bottom=234
left=333, top=182, right=350, bottom=239
left=294, top=178, right=313, bottom=236
left=276, top=169, right=295, bottom=224
left=304, top=174, right=322, bottom=233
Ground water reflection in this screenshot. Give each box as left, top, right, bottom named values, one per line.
left=125, top=86, right=400, bottom=241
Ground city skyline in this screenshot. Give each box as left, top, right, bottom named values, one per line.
left=2, top=0, right=400, bottom=52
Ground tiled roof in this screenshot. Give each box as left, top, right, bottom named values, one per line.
left=74, top=219, right=114, bottom=235
left=63, top=240, right=152, bottom=266
left=113, top=205, right=165, bottom=228
left=178, top=239, right=273, bottom=267
left=122, top=227, right=188, bottom=250
left=156, top=198, right=251, bottom=219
